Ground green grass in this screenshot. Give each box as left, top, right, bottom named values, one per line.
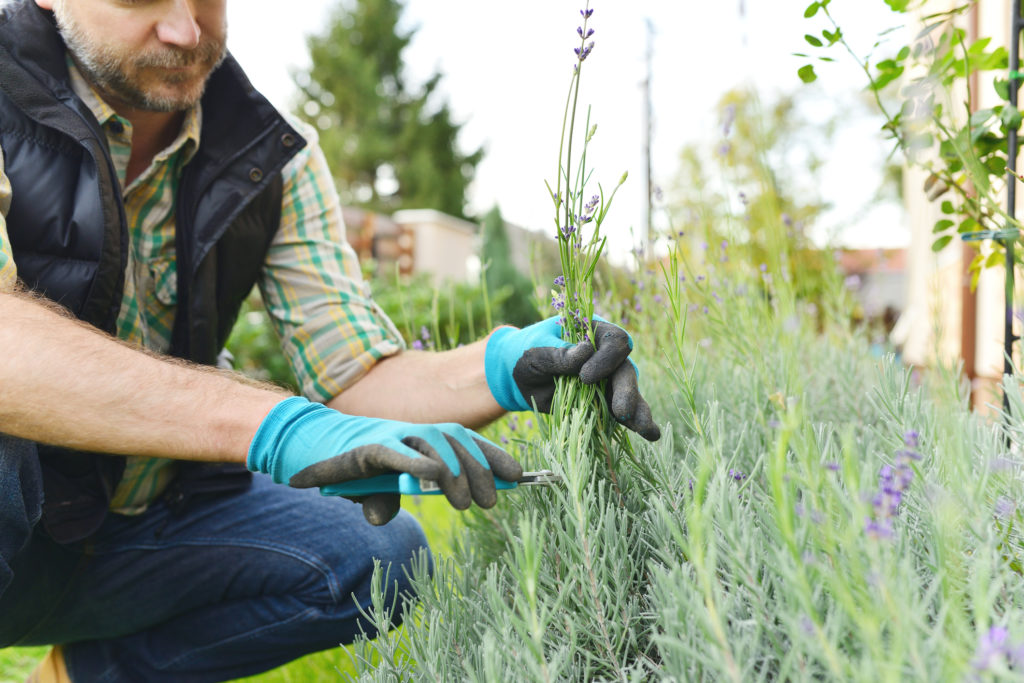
left=0, top=495, right=460, bottom=682
left=0, top=646, right=47, bottom=682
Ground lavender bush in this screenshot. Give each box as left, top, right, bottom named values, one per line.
left=337, top=5, right=1024, bottom=681
left=342, top=233, right=1024, bottom=680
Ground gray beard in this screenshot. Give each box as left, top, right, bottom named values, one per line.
left=53, top=4, right=226, bottom=112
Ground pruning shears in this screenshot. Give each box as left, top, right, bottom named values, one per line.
left=326, top=470, right=563, bottom=496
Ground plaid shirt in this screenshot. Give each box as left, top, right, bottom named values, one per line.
left=0, top=62, right=403, bottom=513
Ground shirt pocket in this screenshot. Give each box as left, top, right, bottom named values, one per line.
left=147, top=255, right=178, bottom=307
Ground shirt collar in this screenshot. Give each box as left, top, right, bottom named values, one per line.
left=66, top=58, right=202, bottom=166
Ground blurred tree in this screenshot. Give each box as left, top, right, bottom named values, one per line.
left=479, top=205, right=537, bottom=327
left=295, top=0, right=483, bottom=218
left=667, top=88, right=890, bottom=306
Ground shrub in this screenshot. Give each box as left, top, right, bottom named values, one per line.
left=341, top=202, right=1024, bottom=683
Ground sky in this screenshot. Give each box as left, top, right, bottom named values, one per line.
left=226, top=1, right=910, bottom=253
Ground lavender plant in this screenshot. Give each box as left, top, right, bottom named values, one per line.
left=344, top=227, right=1024, bottom=680
left=335, top=5, right=1024, bottom=681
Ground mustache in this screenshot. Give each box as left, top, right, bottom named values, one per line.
left=135, top=39, right=225, bottom=69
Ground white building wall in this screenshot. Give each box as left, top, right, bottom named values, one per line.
left=392, top=209, right=479, bottom=283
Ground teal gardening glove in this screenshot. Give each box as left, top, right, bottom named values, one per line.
left=484, top=316, right=661, bottom=441
left=248, top=397, right=523, bottom=525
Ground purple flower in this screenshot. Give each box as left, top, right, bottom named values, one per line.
left=552, top=294, right=565, bottom=311
left=996, top=496, right=1017, bottom=520
left=865, top=431, right=922, bottom=540
left=990, top=456, right=1016, bottom=472
left=412, top=340, right=424, bottom=351
left=554, top=275, right=565, bottom=287
left=577, top=26, right=595, bottom=39
left=865, top=517, right=894, bottom=539
left=973, top=626, right=1015, bottom=672
left=574, top=41, right=595, bottom=62
left=580, top=8, right=594, bottom=18
left=561, top=224, right=576, bottom=238
left=727, top=467, right=746, bottom=482
left=721, top=103, right=736, bottom=137
left=759, top=263, right=767, bottom=272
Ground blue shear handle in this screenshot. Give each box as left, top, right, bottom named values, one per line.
left=320, top=473, right=519, bottom=497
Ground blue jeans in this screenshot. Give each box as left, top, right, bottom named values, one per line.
left=0, top=435, right=431, bottom=681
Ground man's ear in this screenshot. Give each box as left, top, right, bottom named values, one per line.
left=34, top=0, right=55, bottom=10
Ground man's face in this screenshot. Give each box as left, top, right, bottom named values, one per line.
left=37, top=0, right=228, bottom=112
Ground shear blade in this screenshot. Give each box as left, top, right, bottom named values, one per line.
left=517, top=470, right=562, bottom=486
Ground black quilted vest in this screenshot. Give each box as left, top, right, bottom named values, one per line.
left=0, top=1, right=306, bottom=542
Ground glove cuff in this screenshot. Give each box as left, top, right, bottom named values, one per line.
left=247, top=395, right=314, bottom=476
left=484, top=326, right=530, bottom=412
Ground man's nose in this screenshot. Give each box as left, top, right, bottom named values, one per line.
left=155, top=0, right=201, bottom=49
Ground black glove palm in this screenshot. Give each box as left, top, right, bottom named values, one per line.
left=485, top=317, right=661, bottom=441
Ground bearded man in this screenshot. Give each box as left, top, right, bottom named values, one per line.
left=0, top=0, right=660, bottom=680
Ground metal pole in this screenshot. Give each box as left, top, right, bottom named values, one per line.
left=1006, top=0, right=1022, bottom=414
left=643, top=18, right=654, bottom=259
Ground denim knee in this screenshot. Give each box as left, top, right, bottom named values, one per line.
left=0, top=434, right=43, bottom=596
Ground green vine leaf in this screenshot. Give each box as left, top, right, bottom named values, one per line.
left=798, top=64, right=817, bottom=83
left=932, top=235, right=954, bottom=252
left=805, top=34, right=823, bottom=48
left=804, top=1, right=821, bottom=18
left=1001, top=104, right=1022, bottom=131
left=994, top=78, right=1011, bottom=101
left=822, top=28, right=843, bottom=46
left=933, top=219, right=955, bottom=233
